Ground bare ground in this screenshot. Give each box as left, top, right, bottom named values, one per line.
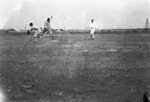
left=0, top=31, right=150, bottom=102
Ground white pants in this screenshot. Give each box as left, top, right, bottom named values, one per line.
left=43, top=27, right=52, bottom=35
left=90, top=29, right=95, bottom=39
left=34, top=30, right=41, bottom=38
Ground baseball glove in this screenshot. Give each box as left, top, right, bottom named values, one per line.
left=27, top=30, right=30, bottom=34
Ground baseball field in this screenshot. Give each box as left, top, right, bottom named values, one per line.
left=0, top=30, right=150, bottom=102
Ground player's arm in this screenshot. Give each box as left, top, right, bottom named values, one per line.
left=27, top=27, right=33, bottom=34
left=31, top=27, right=38, bottom=31
left=27, top=27, right=37, bottom=34
left=95, top=24, right=98, bottom=30
left=29, top=28, right=34, bottom=33
left=96, top=23, right=98, bottom=29
left=93, top=23, right=97, bottom=30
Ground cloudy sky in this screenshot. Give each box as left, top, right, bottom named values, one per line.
left=0, top=0, right=150, bottom=29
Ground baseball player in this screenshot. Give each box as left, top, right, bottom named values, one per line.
left=28, top=23, right=43, bottom=41
left=42, top=16, right=54, bottom=39
left=88, top=19, right=97, bottom=40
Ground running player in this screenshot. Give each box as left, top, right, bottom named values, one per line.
left=88, top=19, right=97, bottom=40
left=42, top=16, right=54, bottom=39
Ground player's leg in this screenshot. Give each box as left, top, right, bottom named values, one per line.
left=92, top=33, right=95, bottom=39
left=40, top=34, right=43, bottom=39
left=91, top=29, right=95, bottom=40
left=90, top=29, right=92, bottom=39
left=49, top=28, right=54, bottom=40
left=39, top=27, right=43, bottom=39
left=92, top=31, right=95, bottom=39
left=91, top=34, right=94, bottom=39
left=37, top=32, right=43, bottom=39
left=34, top=34, right=37, bottom=41
left=34, top=30, right=39, bottom=41
left=90, top=29, right=93, bottom=39
left=41, top=27, right=47, bottom=37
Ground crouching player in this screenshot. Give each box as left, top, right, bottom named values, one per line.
left=28, top=23, right=43, bottom=41
left=88, top=19, right=97, bottom=40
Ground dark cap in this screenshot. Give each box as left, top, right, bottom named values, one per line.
left=29, top=23, right=33, bottom=26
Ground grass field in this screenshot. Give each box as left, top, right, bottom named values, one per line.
left=0, top=31, right=150, bottom=102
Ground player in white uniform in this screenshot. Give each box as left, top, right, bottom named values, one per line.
left=29, top=23, right=43, bottom=41
left=89, top=19, right=97, bottom=40
left=42, top=16, right=54, bottom=39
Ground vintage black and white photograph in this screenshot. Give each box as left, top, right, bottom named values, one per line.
left=0, top=0, right=150, bottom=102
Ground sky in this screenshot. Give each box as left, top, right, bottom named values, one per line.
left=0, top=0, right=150, bottom=29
